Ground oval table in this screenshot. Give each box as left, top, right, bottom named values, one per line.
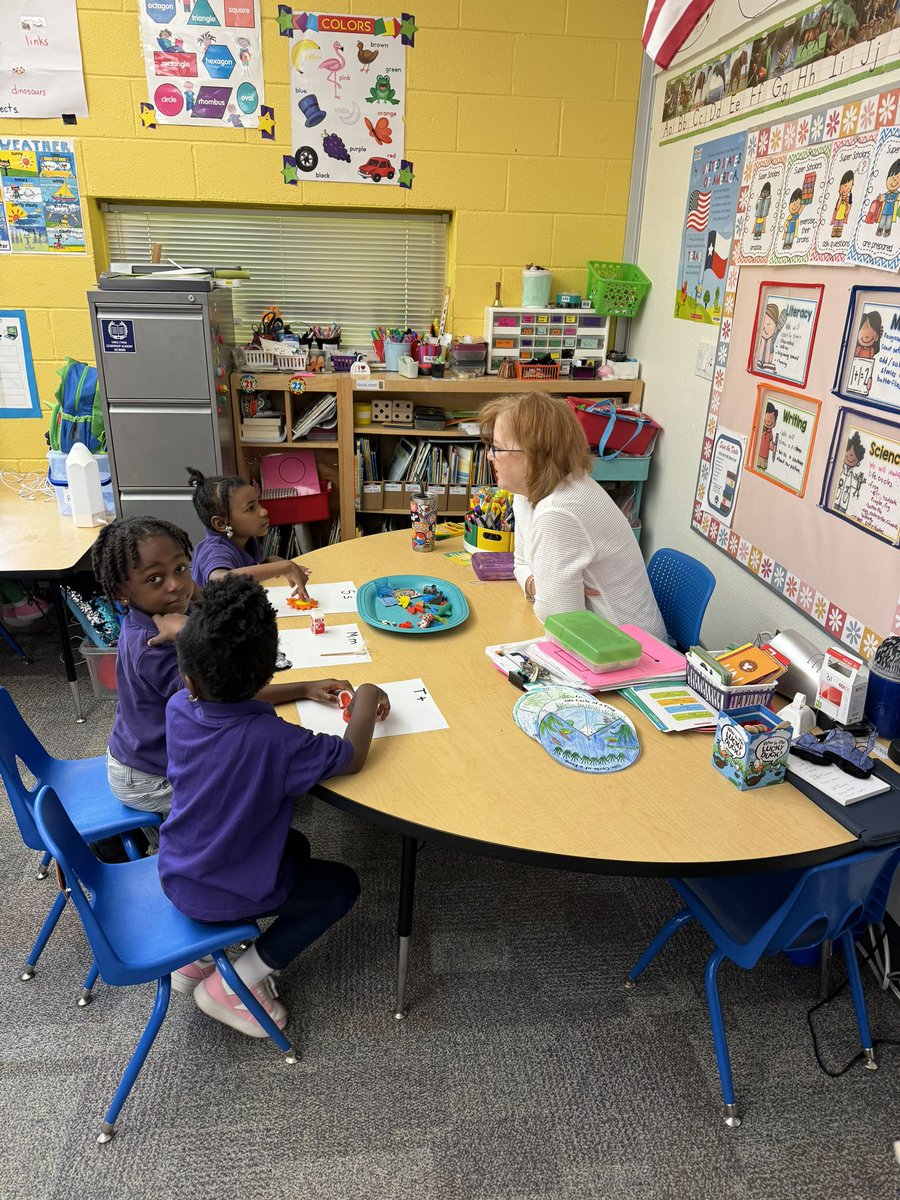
left=276, top=530, right=856, bottom=1015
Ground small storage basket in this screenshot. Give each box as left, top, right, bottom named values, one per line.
left=587, top=261, right=651, bottom=319
left=234, top=346, right=309, bottom=372
left=330, top=353, right=360, bottom=373
left=514, top=362, right=560, bottom=380
left=686, top=659, right=777, bottom=713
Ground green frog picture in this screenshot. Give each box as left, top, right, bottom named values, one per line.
left=366, top=75, right=399, bottom=105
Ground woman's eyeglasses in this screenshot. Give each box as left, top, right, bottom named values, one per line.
left=487, top=444, right=525, bottom=456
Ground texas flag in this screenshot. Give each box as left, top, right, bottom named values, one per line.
left=705, top=229, right=730, bottom=278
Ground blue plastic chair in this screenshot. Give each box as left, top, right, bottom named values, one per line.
left=627, top=846, right=900, bottom=1127
left=34, top=785, right=297, bottom=1143
left=0, top=621, right=27, bottom=660
left=0, top=686, right=160, bottom=1000
left=647, top=548, right=716, bottom=651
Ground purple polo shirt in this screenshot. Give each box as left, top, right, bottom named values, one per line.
left=108, top=606, right=183, bottom=777
left=159, top=690, right=353, bottom=921
left=191, top=531, right=262, bottom=588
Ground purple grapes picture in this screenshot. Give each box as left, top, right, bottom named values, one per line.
left=322, top=132, right=351, bottom=162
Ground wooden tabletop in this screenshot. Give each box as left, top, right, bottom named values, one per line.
left=277, top=530, right=857, bottom=876
left=0, top=487, right=102, bottom=577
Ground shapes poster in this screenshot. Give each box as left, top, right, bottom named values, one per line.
left=284, top=10, right=415, bottom=188
left=0, top=0, right=88, bottom=119
left=834, top=286, right=900, bottom=415
left=769, top=143, right=831, bottom=266
left=811, top=134, right=876, bottom=265
left=748, top=280, right=822, bottom=389
left=847, top=125, right=900, bottom=274
left=674, top=130, right=745, bottom=325
left=822, top=408, right=900, bottom=547
left=748, top=385, right=820, bottom=498
left=139, top=0, right=265, bottom=128
left=0, top=136, right=85, bottom=254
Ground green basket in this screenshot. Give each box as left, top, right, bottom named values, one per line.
left=587, top=261, right=651, bottom=319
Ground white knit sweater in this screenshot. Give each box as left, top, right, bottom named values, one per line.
left=513, top=472, right=667, bottom=641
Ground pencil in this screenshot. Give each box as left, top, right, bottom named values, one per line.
left=319, top=650, right=368, bottom=656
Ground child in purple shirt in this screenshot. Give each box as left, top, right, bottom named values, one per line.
left=187, top=466, right=311, bottom=597
left=159, top=575, right=390, bottom=1037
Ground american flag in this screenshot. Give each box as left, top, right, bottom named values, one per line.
left=685, top=189, right=710, bottom=231
left=643, top=0, right=716, bottom=71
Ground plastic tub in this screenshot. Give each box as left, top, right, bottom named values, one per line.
left=544, top=611, right=642, bottom=673
left=47, top=450, right=115, bottom=517
left=80, top=642, right=118, bottom=700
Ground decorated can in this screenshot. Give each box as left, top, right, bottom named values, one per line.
left=310, top=614, right=326, bottom=635
left=410, top=491, right=436, bottom=552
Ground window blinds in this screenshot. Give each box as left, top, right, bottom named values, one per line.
left=102, top=204, right=449, bottom=347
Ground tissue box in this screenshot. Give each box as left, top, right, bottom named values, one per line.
left=712, top=706, right=792, bottom=790
left=816, top=647, right=869, bottom=725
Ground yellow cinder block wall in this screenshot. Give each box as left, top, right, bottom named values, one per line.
left=0, top=0, right=643, bottom=470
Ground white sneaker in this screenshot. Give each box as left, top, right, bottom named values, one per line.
left=194, top=969, right=288, bottom=1038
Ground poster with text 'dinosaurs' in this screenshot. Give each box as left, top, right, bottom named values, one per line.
left=139, top=0, right=264, bottom=128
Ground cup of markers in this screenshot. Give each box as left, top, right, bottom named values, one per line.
left=464, top=486, right=515, bottom=553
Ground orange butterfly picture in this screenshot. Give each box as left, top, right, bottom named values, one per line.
left=364, top=116, right=393, bottom=146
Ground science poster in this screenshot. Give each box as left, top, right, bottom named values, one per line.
left=847, top=126, right=900, bottom=275
left=283, top=10, right=415, bottom=188
left=139, top=0, right=265, bottom=128
left=811, top=134, right=876, bottom=265
left=834, top=289, right=900, bottom=415
left=0, top=0, right=88, bottom=119
left=748, top=385, right=820, bottom=498
left=823, top=409, right=900, bottom=547
left=748, top=281, right=822, bottom=388
left=674, top=130, right=746, bottom=325
left=769, top=143, right=831, bottom=266
left=0, top=136, right=85, bottom=254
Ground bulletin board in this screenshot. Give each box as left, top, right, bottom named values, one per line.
left=693, top=81, right=900, bottom=661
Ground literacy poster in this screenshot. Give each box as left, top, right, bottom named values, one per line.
left=749, top=384, right=820, bottom=498
left=847, top=126, right=900, bottom=274
left=0, top=136, right=85, bottom=253
left=748, top=281, right=822, bottom=388
left=139, top=0, right=265, bottom=128
left=769, top=143, right=831, bottom=265
left=834, top=287, right=900, bottom=415
left=736, top=157, right=785, bottom=264
left=283, top=10, right=415, bottom=188
left=822, top=408, right=900, bottom=547
left=674, top=130, right=746, bottom=325
left=0, top=0, right=88, bottom=119
left=811, top=134, right=876, bottom=265
left=701, top=426, right=745, bottom=528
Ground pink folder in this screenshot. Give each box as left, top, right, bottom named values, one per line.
left=534, top=624, right=686, bottom=690
left=259, top=451, right=322, bottom=496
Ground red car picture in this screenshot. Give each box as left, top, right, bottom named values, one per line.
left=358, top=156, right=395, bottom=182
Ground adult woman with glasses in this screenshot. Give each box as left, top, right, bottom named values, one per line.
left=479, top=392, right=666, bottom=640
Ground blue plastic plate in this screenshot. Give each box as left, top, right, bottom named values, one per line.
left=356, top=574, right=470, bottom=635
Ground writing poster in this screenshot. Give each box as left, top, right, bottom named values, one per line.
left=749, top=385, right=820, bottom=498
left=822, top=409, right=900, bottom=547
left=811, top=134, right=876, bottom=265
left=701, top=426, right=745, bottom=528
left=748, top=281, right=822, bottom=388
left=0, top=311, right=41, bottom=418
left=769, top=143, right=831, bottom=265
left=674, top=130, right=746, bottom=325
left=735, top=157, right=785, bottom=263
left=0, top=136, right=85, bottom=254
left=848, top=126, right=900, bottom=274
left=834, top=288, right=900, bottom=415
left=139, top=0, right=265, bottom=128
left=0, top=0, right=88, bottom=119
left=284, top=10, right=415, bottom=188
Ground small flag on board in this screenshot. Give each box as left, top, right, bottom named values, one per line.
left=685, top=189, right=711, bottom=231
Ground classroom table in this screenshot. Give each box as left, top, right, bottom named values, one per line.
left=0, top=487, right=103, bottom=722
left=278, top=530, right=858, bottom=1017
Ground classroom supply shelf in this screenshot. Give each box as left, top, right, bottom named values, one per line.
left=483, top=306, right=610, bottom=375
left=592, top=454, right=652, bottom=543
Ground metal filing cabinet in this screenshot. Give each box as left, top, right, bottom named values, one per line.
left=87, top=286, right=236, bottom=544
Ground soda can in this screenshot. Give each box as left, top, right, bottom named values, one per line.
left=410, top=491, right=436, bottom=552
left=310, top=614, right=326, bottom=635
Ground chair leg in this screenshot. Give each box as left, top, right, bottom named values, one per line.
left=626, top=909, right=694, bottom=988
left=77, top=960, right=101, bottom=1007
left=36, top=851, right=52, bottom=880
left=213, top=952, right=297, bottom=1063
left=20, top=889, right=67, bottom=981
left=121, top=833, right=143, bottom=861
left=841, top=930, right=877, bottom=1071
left=97, top=975, right=172, bottom=1144
left=704, top=948, right=741, bottom=1128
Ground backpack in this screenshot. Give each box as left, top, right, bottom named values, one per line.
left=48, top=358, right=105, bottom=454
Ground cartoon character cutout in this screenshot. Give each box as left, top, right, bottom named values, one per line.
left=756, top=402, right=778, bottom=472
left=183, top=82, right=195, bottom=113
left=834, top=432, right=866, bottom=514
left=226, top=105, right=243, bottom=128
left=753, top=180, right=771, bottom=239
left=782, top=188, right=803, bottom=250
left=831, top=170, right=853, bottom=238
left=875, top=159, right=900, bottom=239
left=237, top=38, right=252, bottom=76
left=855, top=310, right=882, bottom=361
left=756, top=302, right=786, bottom=372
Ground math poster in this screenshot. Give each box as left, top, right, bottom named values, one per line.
left=283, top=10, right=415, bottom=188
left=0, top=136, right=85, bottom=254
left=674, top=131, right=745, bottom=325
left=0, top=0, right=88, bottom=120
left=847, top=126, right=900, bottom=275
left=139, top=0, right=265, bottom=128
left=835, top=290, right=900, bottom=416
left=748, top=281, right=822, bottom=389
left=823, top=410, right=900, bottom=547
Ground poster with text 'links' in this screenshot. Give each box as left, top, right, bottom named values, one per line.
left=139, top=0, right=265, bottom=128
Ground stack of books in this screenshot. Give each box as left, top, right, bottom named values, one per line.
left=241, top=413, right=285, bottom=442
left=293, top=393, right=337, bottom=440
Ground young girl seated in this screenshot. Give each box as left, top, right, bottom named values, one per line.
left=187, top=466, right=311, bottom=597
left=158, top=574, right=390, bottom=1036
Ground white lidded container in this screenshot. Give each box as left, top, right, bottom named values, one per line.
left=66, top=442, right=107, bottom=527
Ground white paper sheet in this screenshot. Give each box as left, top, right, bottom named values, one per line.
left=267, top=580, right=357, bottom=617
left=278, top=622, right=370, bottom=668
left=295, top=678, right=447, bottom=740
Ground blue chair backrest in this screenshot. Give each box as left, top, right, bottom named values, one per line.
left=647, top=548, right=716, bottom=651
left=34, top=786, right=121, bottom=978
left=0, top=686, right=55, bottom=850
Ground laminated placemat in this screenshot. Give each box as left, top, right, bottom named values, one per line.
left=786, top=760, right=900, bottom=846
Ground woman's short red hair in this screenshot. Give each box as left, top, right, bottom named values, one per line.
left=480, top=391, right=592, bottom=504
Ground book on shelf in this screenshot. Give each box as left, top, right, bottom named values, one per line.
left=292, top=393, right=337, bottom=439
left=241, top=414, right=285, bottom=442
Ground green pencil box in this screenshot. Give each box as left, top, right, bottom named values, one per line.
left=543, top=611, right=642, bottom=673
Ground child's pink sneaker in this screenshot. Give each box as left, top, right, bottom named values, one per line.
left=194, top=969, right=288, bottom=1038
left=171, top=958, right=216, bottom=994
left=5, top=600, right=45, bottom=627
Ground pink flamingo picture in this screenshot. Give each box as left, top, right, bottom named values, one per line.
left=319, top=41, right=346, bottom=99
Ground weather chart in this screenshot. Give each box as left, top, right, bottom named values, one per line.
left=0, top=136, right=85, bottom=254
left=282, top=10, right=415, bottom=189
left=139, top=0, right=265, bottom=128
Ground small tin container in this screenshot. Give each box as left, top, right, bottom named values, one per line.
left=410, top=491, right=436, bottom=552
left=310, top=614, right=326, bottom=635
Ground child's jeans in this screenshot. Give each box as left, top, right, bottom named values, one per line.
left=107, top=751, right=173, bottom=815
left=247, top=830, right=360, bottom=972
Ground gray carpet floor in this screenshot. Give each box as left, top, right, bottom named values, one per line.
left=1, top=613, right=899, bottom=1200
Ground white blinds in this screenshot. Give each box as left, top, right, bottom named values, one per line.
left=102, top=204, right=448, bottom=347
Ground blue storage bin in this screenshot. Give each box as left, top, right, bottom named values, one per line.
left=47, top=449, right=115, bottom=517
